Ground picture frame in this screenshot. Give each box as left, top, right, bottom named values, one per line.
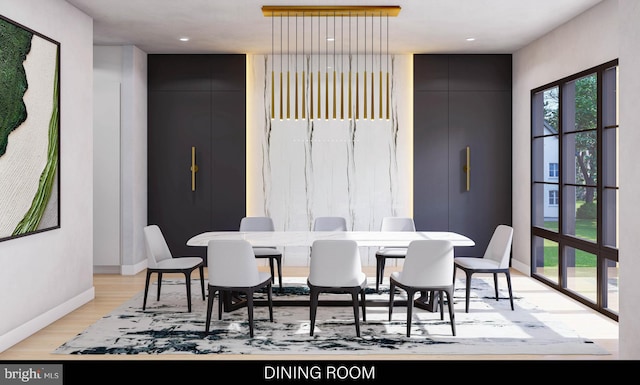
left=0, top=14, right=60, bottom=242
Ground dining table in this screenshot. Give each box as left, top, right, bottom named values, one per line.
left=187, top=230, right=475, bottom=312
left=187, top=230, right=475, bottom=248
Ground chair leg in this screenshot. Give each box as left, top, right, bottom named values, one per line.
left=361, top=289, right=367, bottom=322
left=351, top=291, right=361, bottom=337
left=205, top=287, right=215, bottom=333
left=439, top=290, right=444, bottom=320
left=268, top=258, right=275, bottom=284
left=376, top=255, right=383, bottom=292
left=505, top=271, right=514, bottom=310
left=388, top=282, right=396, bottom=321
left=493, top=272, right=499, bottom=301
left=156, top=272, right=163, bottom=300
left=405, top=289, right=415, bottom=337
left=143, top=270, right=152, bottom=310
left=267, top=283, right=274, bottom=322
left=199, top=265, right=205, bottom=300
left=247, top=294, right=255, bottom=338
left=309, top=288, right=319, bottom=336
left=184, top=272, right=192, bottom=312
left=445, top=289, right=456, bottom=336
left=218, top=290, right=224, bottom=320
left=464, top=270, right=473, bottom=313
left=275, top=256, right=283, bottom=292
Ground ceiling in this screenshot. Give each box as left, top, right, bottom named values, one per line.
left=65, top=0, right=603, bottom=55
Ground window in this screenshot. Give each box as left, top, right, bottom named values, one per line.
left=548, top=163, right=559, bottom=178
left=531, top=60, right=618, bottom=321
left=548, top=190, right=558, bottom=205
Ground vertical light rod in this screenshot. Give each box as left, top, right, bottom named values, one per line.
left=271, top=15, right=275, bottom=120
left=370, top=12, right=374, bottom=120
left=286, top=13, right=290, bottom=120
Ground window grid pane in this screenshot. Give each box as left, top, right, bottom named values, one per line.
left=564, top=246, right=597, bottom=302
left=532, top=236, right=558, bottom=284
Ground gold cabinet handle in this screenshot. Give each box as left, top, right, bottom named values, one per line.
left=462, top=146, right=470, bottom=191
left=190, top=146, right=198, bottom=191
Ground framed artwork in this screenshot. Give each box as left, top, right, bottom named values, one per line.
left=0, top=14, right=60, bottom=242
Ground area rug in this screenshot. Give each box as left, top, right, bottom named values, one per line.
left=53, top=277, right=609, bottom=356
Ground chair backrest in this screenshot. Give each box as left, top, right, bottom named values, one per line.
left=380, top=217, right=416, bottom=232
left=483, top=224, right=514, bottom=268
left=308, top=240, right=363, bottom=286
left=207, top=239, right=262, bottom=287
left=143, top=225, right=172, bottom=268
left=313, top=216, right=347, bottom=231
left=398, top=240, right=454, bottom=287
left=239, top=216, right=275, bottom=231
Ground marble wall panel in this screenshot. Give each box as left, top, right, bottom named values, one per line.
left=247, top=54, right=412, bottom=265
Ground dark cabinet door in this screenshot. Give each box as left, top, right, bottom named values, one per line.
left=148, top=91, right=212, bottom=258
left=448, top=90, right=512, bottom=257
left=414, top=91, right=449, bottom=231
left=211, top=90, right=246, bottom=230
left=414, top=54, right=512, bottom=258
left=147, top=54, right=246, bottom=260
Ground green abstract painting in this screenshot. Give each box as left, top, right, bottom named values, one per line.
left=0, top=15, right=60, bottom=241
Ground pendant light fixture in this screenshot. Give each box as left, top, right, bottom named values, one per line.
left=263, top=5, right=400, bottom=121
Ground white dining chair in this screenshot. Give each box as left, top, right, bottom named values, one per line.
left=312, top=216, right=347, bottom=231
left=389, top=239, right=456, bottom=337
left=142, top=225, right=205, bottom=312
left=454, top=224, right=514, bottom=313
left=239, top=216, right=283, bottom=291
left=375, top=217, right=416, bottom=292
left=205, top=239, right=274, bottom=337
left=307, top=239, right=367, bottom=337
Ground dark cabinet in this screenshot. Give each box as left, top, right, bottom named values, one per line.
left=148, top=54, right=246, bottom=259
left=414, top=54, right=512, bottom=257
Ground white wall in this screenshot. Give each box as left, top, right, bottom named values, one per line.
left=0, top=0, right=94, bottom=352
left=511, top=0, right=618, bottom=273
left=617, top=0, right=640, bottom=360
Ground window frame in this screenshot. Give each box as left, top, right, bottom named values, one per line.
left=530, top=59, right=619, bottom=321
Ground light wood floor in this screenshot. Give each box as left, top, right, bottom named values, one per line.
left=0, top=266, right=618, bottom=361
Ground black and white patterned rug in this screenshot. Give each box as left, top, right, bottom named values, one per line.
left=53, top=277, right=609, bottom=356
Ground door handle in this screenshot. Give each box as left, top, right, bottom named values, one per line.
left=190, top=146, right=198, bottom=191
left=462, top=146, right=470, bottom=191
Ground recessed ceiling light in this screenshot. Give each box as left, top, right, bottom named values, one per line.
left=326, top=37, right=335, bottom=42
left=179, top=37, right=190, bottom=42
left=466, top=37, right=476, bottom=42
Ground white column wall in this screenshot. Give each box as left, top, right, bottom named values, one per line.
left=92, top=45, right=148, bottom=275
left=618, top=0, right=640, bottom=360
left=93, top=46, right=122, bottom=271
left=119, top=45, right=148, bottom=274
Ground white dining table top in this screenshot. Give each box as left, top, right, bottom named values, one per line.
left=187, top=230, right=475, bottom=248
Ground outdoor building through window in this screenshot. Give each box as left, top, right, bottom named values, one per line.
left=531, top=60, right=618, bottom=321
left=549, top=163, right=559, bottom=178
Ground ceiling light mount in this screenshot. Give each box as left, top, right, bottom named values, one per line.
left=262, top=5, right=401, bottom=17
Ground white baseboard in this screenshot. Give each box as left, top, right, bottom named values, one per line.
left=0, top=287, right=95, bottom=353
left=121, top=259, right=147, bottom=276
left=511, top=259, right=530, bottom=276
